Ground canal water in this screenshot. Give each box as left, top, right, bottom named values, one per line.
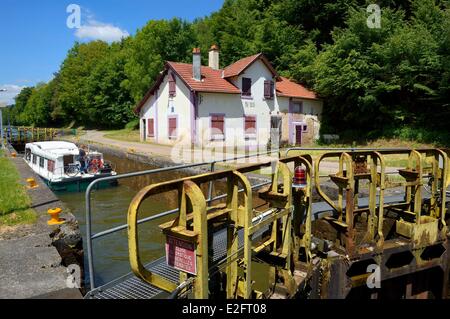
left=57, top=152, right=271, bottom=291
left=57, top=153, right=193, bottom=286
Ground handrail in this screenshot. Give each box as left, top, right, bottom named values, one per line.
left=85, top=149, right=280, bottom=291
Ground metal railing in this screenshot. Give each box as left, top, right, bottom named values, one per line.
left=84, top=149, right=280, bottom=291
left=285, top=147, right=424, bottom=178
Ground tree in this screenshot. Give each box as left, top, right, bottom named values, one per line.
left=54, top=41, right=110, bottom=126
left=124, top=18, right=195, bottom=102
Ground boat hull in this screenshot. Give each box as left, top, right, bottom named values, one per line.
left=44, top=173, right=118, bottom=193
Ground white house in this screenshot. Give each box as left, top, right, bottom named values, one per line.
left=135, top=46, right=323, bottom=149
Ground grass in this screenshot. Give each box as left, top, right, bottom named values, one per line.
left=0, top=150, right=37, bottom=227
left=103, top=129, right=141, bottom=143
left=0, top=209, right=37, bottom=227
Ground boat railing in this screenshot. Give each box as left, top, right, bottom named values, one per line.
left=84, top=149, right=280, bottom=293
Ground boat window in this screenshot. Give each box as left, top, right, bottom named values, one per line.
left=39, top=157, right=45, bottom=168
left=32, top=155, right=37, bottom=165
left=63, top=155, right=73, bottom=168
left=47, top=160, right=55, bottom=173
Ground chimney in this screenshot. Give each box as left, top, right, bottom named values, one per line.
left=208, top=44, right=219, bottom=70
left=192, top=47, right=201, bottom=81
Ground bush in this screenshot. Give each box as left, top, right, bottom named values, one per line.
left=125, top=119, right=139, bottom=130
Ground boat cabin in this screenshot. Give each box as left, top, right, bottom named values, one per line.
left=24, top=141, right=107, bottom=182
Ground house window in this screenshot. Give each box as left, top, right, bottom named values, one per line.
left=169, top=73, right=176, bottom=97
left=303, top=125, right=308, bottom=132
left=32, top=154, right=37, bottom=165
left=47, top=160, right=55, bottom=173
left=242, top=77, right=252, bottom=97
left=147, top=118, right=154, bottom=137
left=244, top=116, right=256, bottom=139
left=39, top=157, right=45, bottom=168
left=292, top=102, right=303, bottom=113
left=210, top=114, right=225, bottom=140
left=264, top=80, right=274, bottom=99
left=168, top=117, right=177, bottom=139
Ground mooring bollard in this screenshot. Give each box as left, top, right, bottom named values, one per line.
left=26, top=178, right=38, bottom=189
left=47, top=207, right=65, bottom=225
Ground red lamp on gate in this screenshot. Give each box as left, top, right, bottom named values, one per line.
left=293, top=166, right=307, bottom=189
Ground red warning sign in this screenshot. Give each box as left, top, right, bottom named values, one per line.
left=165, top=235, right=197, bottom=275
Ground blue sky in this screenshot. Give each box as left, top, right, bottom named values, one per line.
left=0, top=0, right=224, bottom=105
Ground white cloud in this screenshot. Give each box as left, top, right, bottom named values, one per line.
left=0, top=85, right=25, bottom=106
left=74, top=20, right=129, bottom=43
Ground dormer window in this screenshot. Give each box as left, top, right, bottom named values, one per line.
left=169, top=72, right=176, bottom=97
left=264, top=80, right=274, bottom=99
left=242, top=77, right=252, bottom=97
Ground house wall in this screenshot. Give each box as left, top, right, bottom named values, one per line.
left=278, top=97, right=323, bottom=145
left=194, top=60, right=280, bottom=149
left=140, top=72, right=193, bottom=145
left=139, top=59, right=324, bottom=148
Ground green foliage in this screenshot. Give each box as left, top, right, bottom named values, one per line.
left=124, top=18, right=195, bottom=102
left=125, top=119, right=140, bottom=130
left=5, top=0, right=450, bottom=146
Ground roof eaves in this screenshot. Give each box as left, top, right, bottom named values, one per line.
left=134, top=68, right=168, bottom=114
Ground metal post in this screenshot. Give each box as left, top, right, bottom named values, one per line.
left=207, top=162, right=215, bottom=205
left=85, top=183, right=95, bottom=291
left=0, top=89, right=6, bottom=148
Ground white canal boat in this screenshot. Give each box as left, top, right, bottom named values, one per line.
left=24, top=141, right=117, bottom=192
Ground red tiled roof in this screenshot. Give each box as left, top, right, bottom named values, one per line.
left=276, top=76, right=318, bottom=100
left=223, top=53, right=277, bottom=78
left=168, top=62, right=241, bottom=94
left=135, top=56, right=319, bottom=113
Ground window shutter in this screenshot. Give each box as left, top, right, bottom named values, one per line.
left=211, top=115, right=225, bottom=140
left=242, top=78, right=252, bottom=96
left=245, top=116, right=256, bottom=135
left=169, top=73, right=176, bottom=97
left=264, top=80, right=270, bottom=99
left=270, top=81, right=274, bottom=99
left=168, top=118, right=177, bottom=138
left=211, top=115, right=224, bottom=133
left=147, top=119, right=154, bottom=137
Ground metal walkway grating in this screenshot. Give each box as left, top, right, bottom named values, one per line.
left=87, top=228, right=249, bottom=299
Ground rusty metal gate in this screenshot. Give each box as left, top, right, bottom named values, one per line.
left=86, top=148, right=450, bottom=299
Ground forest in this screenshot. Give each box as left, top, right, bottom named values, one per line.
left=4, top=0, right=450, bottom=145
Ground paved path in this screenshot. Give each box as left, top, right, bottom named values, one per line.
left=70, top=131, right=403, bottom=174
left=69, top=130, right=280, bottom=167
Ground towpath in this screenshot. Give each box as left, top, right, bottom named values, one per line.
left=69, top=130, right=403, bottom=174
left=0, top=148, right=82, bottom=299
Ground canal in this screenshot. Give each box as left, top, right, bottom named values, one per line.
left=57, top=153, right=193, bottom=287
left=57, top=152, right=271, bottom=291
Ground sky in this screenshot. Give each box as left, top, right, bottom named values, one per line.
left=0, top=0, right=224, bottom=105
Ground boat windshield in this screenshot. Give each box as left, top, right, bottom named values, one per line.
left=25, top=148, right=31, bottom=161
